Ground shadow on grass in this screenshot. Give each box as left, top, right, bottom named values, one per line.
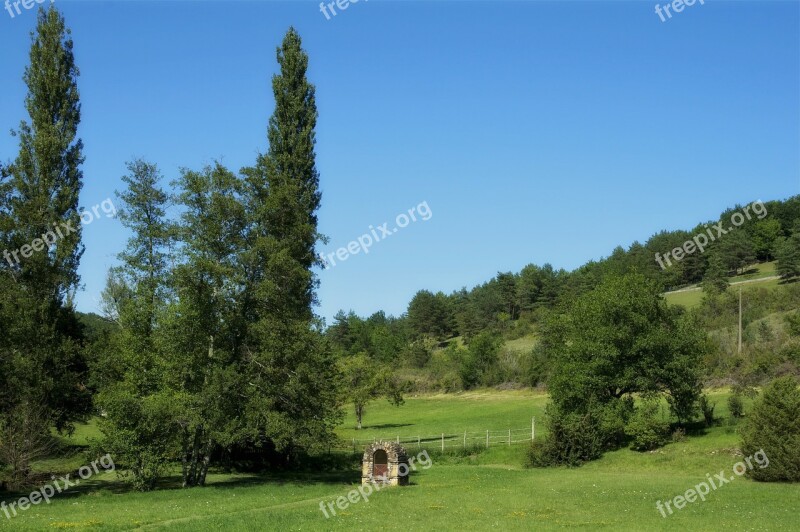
left=680, top=420, right=710, bottom=437
left=357, top=423, right=414, bottom=430
left=1, top=468, right=365, bottom=503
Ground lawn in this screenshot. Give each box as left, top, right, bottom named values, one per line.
left=663, top=263, right=783, bottom=310
left=4, top=389, right=798, bottom=530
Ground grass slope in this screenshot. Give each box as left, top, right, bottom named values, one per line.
left=663, top=262, right=782, bottom=309
left=5, top=390, right=799, bottom=530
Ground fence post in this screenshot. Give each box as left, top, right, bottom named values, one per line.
left=486, top=429, right=489, bottom=448
left=508, top=429, right=511, bottom=446
left=441, top=433, right=444, bottom=452
left=397, top=435, right=400, bottom=444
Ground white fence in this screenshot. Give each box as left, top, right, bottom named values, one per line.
left=334, top=418, right=536, bottom=453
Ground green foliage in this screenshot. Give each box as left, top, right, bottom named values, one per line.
left=786, top=312, right=800, bottom=337
left=96, top=387, right=179, bottom=491
left=625, top=401, right=670, bottom=451
left=95, top=159, right=175, bottom=490
left=718, top=230, right=756, bottom=275
left=327, top=310, right=410, bottom=364
left=751, top=219, right=783, bottom=261
left=698, top=394, right=716, bottom=427
left=547, top=274, right=706, bottom=421
left=536, top=274, right=707, bottom=464
left=404, top=339, right=433, bottom=368
left=337, top=353, right=403, bottom=429
left=0, top=7, right=90, bottom=486
left=527, top=403, right=608, bottom=467
left=775, top=222, right=800, bottom=280
left=519, top=344, right=550, bottom=387
left=407, top=290, right=456, bottom=340
left=740, top=376, right=800, bottom=482
left=702, top=252, right=729, bottom=294
left=458, top=332, right=502, bottom=389
left=239, top=27, right=341, bottom=458
left=728, top=393, right=744, bottom=418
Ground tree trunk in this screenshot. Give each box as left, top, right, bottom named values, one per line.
left=197, top=438, right=213, bottom=487
left=181, top=428, right=190, bottom=488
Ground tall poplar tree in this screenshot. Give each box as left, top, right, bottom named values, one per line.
left=0, top=7, right=89, bottom=487
left=242, top=28, right=340, bottom=456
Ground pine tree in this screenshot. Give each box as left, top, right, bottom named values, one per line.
left=242, top=28, right=340, bottom=456
left=702, top=252, right=729, bottom=295
left=775, top=222, right=800, bottom=280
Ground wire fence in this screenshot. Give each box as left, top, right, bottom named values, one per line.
left=332, top=418, right=537, bottom=454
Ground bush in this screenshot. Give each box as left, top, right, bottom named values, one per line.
left=526, top=404, right=605, bottom=467
left=740, top=376, right=800, bottom=482
left=458, top=332, right=502, bottom=389
left=526, top=438, right=556, bottom=468
left=698, top=395, right=716, bottom=427
left=671, top=427, right=687, bottom=443
left=624, top=401, right=670, bottom=451
left=728, top=393, right=745, bottom=418
left=786, top=312, right=800, bottom=337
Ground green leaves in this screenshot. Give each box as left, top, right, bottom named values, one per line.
left=775, top=222, right=800, bottom=280
left=338, top=353, right=404, bottom=430
left=537, top=274, right=707, bottom=465
left=0, top=7, right=89, bottom=486
left=741, top=376, right=800, bottom=482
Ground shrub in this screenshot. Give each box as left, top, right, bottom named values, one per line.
left=526, top=438, right=556, bottom=468
left=526, top=404, right=605, bottom=467
left=458, top=332, right=502, bottom=389
left=728, top=393, right=745, bottom=418
left=625, top=401, right=670, bottom=451
left=671, top=427, right=687, bottom=443
left=740, top=376, right=800, bottom=482
left=786, top=312, right=800, bottom=337
left=698, top=395, right=716, bottom=427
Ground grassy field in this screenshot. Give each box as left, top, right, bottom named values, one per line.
left=663, top=262, right=781, bottom=309
left=4, top=390, right=799, bottom=530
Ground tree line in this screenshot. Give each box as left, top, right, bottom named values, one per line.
left=1, top=8, right=341, bottom=491
left=327, top=196, right=800, bottom=390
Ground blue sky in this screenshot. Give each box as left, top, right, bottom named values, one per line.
left=0, top=0, right=798, bottom=323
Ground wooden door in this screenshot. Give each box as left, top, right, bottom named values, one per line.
left=373, top=450, right=388, bottom=479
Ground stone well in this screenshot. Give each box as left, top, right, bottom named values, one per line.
left=361, top=441, right=410, bottom=486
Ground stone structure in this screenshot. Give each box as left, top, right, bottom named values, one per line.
left=361, top=441, right=410, bottom=486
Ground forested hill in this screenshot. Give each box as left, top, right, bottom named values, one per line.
left=331, top=196, right=799, bottom=339
left=326, top=195, right=800, bottom=391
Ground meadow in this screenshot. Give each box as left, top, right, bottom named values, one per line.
left=5, top=390, right=799, bottom=530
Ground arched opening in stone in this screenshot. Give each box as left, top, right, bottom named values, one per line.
left=373, top=449, right=388, bottom=478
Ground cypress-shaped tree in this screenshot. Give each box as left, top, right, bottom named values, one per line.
left=0, top=7, right=89, bottom=487
left=242, top=28, right=340, bottom=456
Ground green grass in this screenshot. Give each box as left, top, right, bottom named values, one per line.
left=4, top=390, right=798, bottom=530
left=663, top=263, right=783, bottom=310
left=337, top=390, right=546, bottom=442
left=503, top=334, right=538, bottom=354
left=663, top=288, right=706, bottom=309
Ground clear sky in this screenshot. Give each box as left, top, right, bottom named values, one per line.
left=1, top=0, right=798, bottom=323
